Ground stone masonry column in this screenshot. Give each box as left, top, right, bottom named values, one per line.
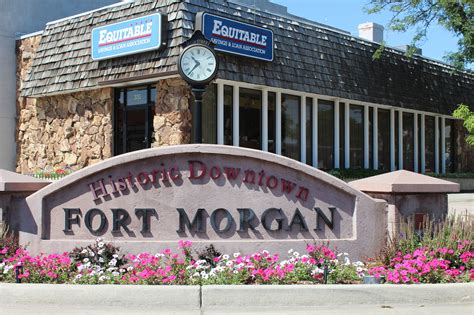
left=153, top=78, right=192, bottom=147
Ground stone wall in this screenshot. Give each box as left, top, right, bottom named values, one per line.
left=16, top=89, right=113, bottom=174
left=153, top=78, right=192, bottom=147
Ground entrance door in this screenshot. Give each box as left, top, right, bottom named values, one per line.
left=114, top=86, right=156, bottom=155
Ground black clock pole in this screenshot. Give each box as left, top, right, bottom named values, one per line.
left=192, top=86, right=206, bottom=144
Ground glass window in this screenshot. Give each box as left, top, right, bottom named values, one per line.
left=318, top=100, right=334, bottom=170
left=394, top=111, right=399, bottom=169
left=306, top=98, right=313, bottom=165
left=350, top=104, right=364, bottom=169
left=239, top=88, right=262, bottom=150
left=445, top=119, right=454, bottom=172
left=224, top=85, right=233, bottom=145
left=191, top=84, right=217, bottom=143
left=281, top=94, right=300, bottom=161
left=339, top=102, right=345, bottom=168
left=268, top=92, right=276, bottom=153
left=369, top=107, right=373, bottom=169
left=378, top=109, right=391, bottom=171
left=403, top=112, right=415, bottom=171
left=425, top=116, right=436, bottom=172
left=127, top=87, right=148, bottom=106
left=114, top=85, right=156, bottom=155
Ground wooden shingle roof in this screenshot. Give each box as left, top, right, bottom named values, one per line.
left=22, top=0, right=473, bottom=115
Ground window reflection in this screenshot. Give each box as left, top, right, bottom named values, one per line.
left=318, top=100, right=334, bottom=170
left=239, top=88, right=262, bottom=150
left=282, top=94, right=300, bottom=160
left=350, top=104, right=364, bottom=169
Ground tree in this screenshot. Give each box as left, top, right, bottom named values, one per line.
left=366, top=0, right=473, bottom=70
left=452, top=104, right=474, bottom=145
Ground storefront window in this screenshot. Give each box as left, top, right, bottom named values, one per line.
left=394, top=111, right=399, bottom=169
left=114, top=85, right=156, bottom=155
left=425, top=115, right=436, bottom=172
left=306, top=98, right=312, bottom=165
left=445, top=119, right=454, bottom=172
left=339, top=102, right=345, bottom=168
left=350, top=104, right=364, bottom=169
left=318, top=100, right=334, bottom=170
left=368, top=107, right=373, bottom=169
left=403, top=112, right=415, bottom=171
left=281, top=94, right=300, bottom=161
left=191, top=84, right=217, bottom=143
left=224, top=85, right=233, bottom=145
left=268, top=92, right=276, bottom=153
left=378, top=109, right=391, bottom=171
left=239, top=88, right=262, bottom=149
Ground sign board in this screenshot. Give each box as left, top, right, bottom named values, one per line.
left=20, top=145, right=385, bottom=260
left=196, top=12, right=274, bottom=62
left=91, top=13, right=165, bottom=61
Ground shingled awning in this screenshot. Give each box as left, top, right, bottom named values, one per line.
left=21, top=0, right=474, bottom=115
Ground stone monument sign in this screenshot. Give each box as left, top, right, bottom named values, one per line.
left=18, top=145, right=386, bottom=259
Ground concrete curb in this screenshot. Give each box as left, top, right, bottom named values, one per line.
left=0, top=284, right=201, bottom=312
left=1, top=283, right=472, bottom=313
left=202, top=283, right=474, bottom=310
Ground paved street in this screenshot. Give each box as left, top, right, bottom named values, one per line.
left=448, top=193, right=474, bottom=216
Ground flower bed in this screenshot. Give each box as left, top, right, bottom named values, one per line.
left=1, top=238, right=472, bottom=285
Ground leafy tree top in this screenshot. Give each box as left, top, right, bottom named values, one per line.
left=366, top=0, right=473, bottom=70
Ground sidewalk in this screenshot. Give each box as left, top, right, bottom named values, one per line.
left=1, top=283, right=472, bottom=314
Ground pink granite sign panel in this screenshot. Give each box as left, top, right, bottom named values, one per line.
left=22, top=145, right=386, bottom=259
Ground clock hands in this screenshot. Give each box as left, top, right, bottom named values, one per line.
left=188, top=56, right=201, bottom=75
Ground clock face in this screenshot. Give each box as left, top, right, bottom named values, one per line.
left=179, top=44, right=218, bottom=84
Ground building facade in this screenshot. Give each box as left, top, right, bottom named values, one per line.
left=17, top=0, right=474, bottom=176
left=1, top=0, right=123, bottom=171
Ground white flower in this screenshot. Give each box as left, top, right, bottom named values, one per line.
left=75, top=274, right=82, bottom=279
left=344, top=257, right=351, bottom=265
left=226, top=261, right=233, bottom=267
left=112, top=271, right=119, bottom=276
left=96, top=237, right=103, bottom=243
left=97, top=249, right=104, bottom=255
left=119, top=268, right=126, bottom=273
left=127, top=266, right=134, bottom=271
left=112, top=254, right=118, bottom=259
left=0, top=262, right=5, bottom=269
left=202, top=274, right=209, bottom=280
left=356, top=267, right=364, bottom=273
left=108, top=259, right=117, bottom=266
left=293, top=252, right=300, bottom=258
left=99, top=275, right=106, bottom=282
left=98, top=242, right=105, bottom=248
left=288, top=249, right=294, bottom=254
left=233, top=252, right=240, bottom=258
left=222, top=254, right=229, bottom=260
left=81, top=249, right=88, bottom=254
left=83, top=258, right=90, bottom=263
left=98, top=257, right=104, bottom=263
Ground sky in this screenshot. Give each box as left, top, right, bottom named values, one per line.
left=271, top=0, right=461, bottom=66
